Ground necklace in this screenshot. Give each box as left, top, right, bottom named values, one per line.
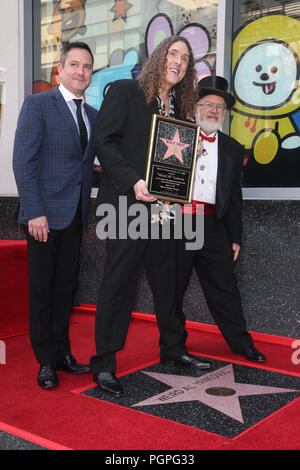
left=156, top=94, right=175, bottom=118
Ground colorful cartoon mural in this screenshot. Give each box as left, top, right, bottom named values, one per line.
left=34, top=0, right=88, bottom=93
left=34, top=2, right=214, bottom=110
left=85, top=13, right=214, bottom=110
left=33, top=4, right=215, bottom=190
left=84, top=12, right=214, bottom=110
left=231, top=14, right=300, bottom=186
left=85, top=50, right=138, bottom=109
left=47, top=0, right=88, bottom=42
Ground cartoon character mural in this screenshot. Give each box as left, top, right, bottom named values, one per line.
left=85, top=13, right=214, bottom=110
left=85, top=50, right=139, bottom=110
left=33, top=4, right=215, bottom=188
left=35, top=4, right=214, bottom=107
left=47, top=0, right=88, bottom=41
left=231, top=15, right=300, bottom=186
left=34, top=0, right=88, bottom=93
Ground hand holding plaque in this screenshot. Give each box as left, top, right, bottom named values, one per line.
left=145, top=114, right=200, bottom=203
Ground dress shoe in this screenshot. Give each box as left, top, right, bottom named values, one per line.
left=37, top=365, right=58, bottom=390
left=93, top=372, right=124, bottom=397
left=233, top=346, right=266, bottom=363
left=55, top=354, right=90, bottom=374
left=161, top=353, right=211, bottom=370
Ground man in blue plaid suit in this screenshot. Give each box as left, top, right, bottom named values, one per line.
left=13, top=42, right=98, bottom=389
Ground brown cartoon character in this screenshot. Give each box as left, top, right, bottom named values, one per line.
left=35, top=0, right=87, bottom=93
left=48, top=0, right=87, bottom=42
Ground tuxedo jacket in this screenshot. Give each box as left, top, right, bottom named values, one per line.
left=93, top=79, right=170, bottom=207
left=93, top=79, right=243, bottom=244
left=13, top=87, right=98, bottom=230
left=215, top=131, right=244, bottom=245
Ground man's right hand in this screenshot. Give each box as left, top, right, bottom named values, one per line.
left=133, top=179, right=157, bottom=202
left=28, top=216, right=49, bottom=242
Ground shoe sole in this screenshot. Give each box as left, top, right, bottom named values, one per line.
left=96, top=385, right=124, bottom=397
left=38, top=381, right=58, bottom=390
left=245, top=357, right=266, bottom=363
left=160, top=359, right=211, bottom=370
left=232, top=352, right=266, bottom=363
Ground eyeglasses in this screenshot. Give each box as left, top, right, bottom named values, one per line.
left=198, top=102, right=227, bottom=112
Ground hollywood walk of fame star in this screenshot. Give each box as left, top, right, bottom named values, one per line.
left=110, top=0, right=133, bottom=21
left=160, top=129, right=190, bottom=164
left=132, top=364, right=299, bottom=423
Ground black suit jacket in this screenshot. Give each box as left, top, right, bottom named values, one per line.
left=13, top=87, right=98, bottom=230
left=93, top=79, right=179, bottom=207
left=93, top=79, right=243, bottom=244
left=216, top=131, right=244, bottom=245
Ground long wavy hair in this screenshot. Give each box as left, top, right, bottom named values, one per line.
left=138, top=36, right=197, bottom=120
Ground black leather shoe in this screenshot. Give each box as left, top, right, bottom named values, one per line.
left=161, top=353, right=211, bottom=370
left=233, top=347, right=266, bottom=363
left=93, top=372, right=124, bottom=397
left=55, top=354, right=90, bottom=374
left=37, top=365, right=58, bottom=389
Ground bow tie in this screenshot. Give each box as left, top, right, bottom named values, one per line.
left=200, top=132, right=216, bottom=142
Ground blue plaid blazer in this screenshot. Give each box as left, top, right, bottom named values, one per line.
left=13, top=87, right=98, bottom=230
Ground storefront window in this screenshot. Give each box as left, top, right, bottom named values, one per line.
left=231, top=0, right=300, bottom=188
left=33, top=0, right=219, bottom=109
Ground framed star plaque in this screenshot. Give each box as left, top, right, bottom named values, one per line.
left=145, top=114, right=200, bottom=203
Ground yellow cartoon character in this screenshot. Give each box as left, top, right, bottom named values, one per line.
left=231, top=15, right=300, bottom=165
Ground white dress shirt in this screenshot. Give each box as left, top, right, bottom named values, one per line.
left=192, top=132, right=218, bottom=204
left=58, top=83, right=91, bottom=140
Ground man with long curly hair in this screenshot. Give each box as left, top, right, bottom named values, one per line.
left=90, top=36, right=211, bottom=397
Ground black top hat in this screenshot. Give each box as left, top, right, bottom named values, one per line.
left=197, top=75, right=235, bottom=109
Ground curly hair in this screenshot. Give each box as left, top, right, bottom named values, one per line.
left=138, top=36, right=197, bottom=120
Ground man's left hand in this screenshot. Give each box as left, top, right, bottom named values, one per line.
left=232, top=243, right=240, bottom=261
left=197, top=136, right=204, bottom=157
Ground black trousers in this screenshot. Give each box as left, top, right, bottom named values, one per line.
left=176, top=214, right=253, bottom=353
left=24, top=203, right=82, bottom=366
left=90, top=234, right=188, bottom=374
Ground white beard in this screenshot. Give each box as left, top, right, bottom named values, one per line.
left=197, top=118, right=223, bottom=134
left=196, top=108, right=224, bottom=134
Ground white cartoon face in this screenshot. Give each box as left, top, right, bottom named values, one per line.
left=233, top=40, right=299, bottom=109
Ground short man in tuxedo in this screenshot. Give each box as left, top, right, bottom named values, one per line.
left=176, top=75, right=266, bottom=363
left=13, top=42, right=98, bottom=389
